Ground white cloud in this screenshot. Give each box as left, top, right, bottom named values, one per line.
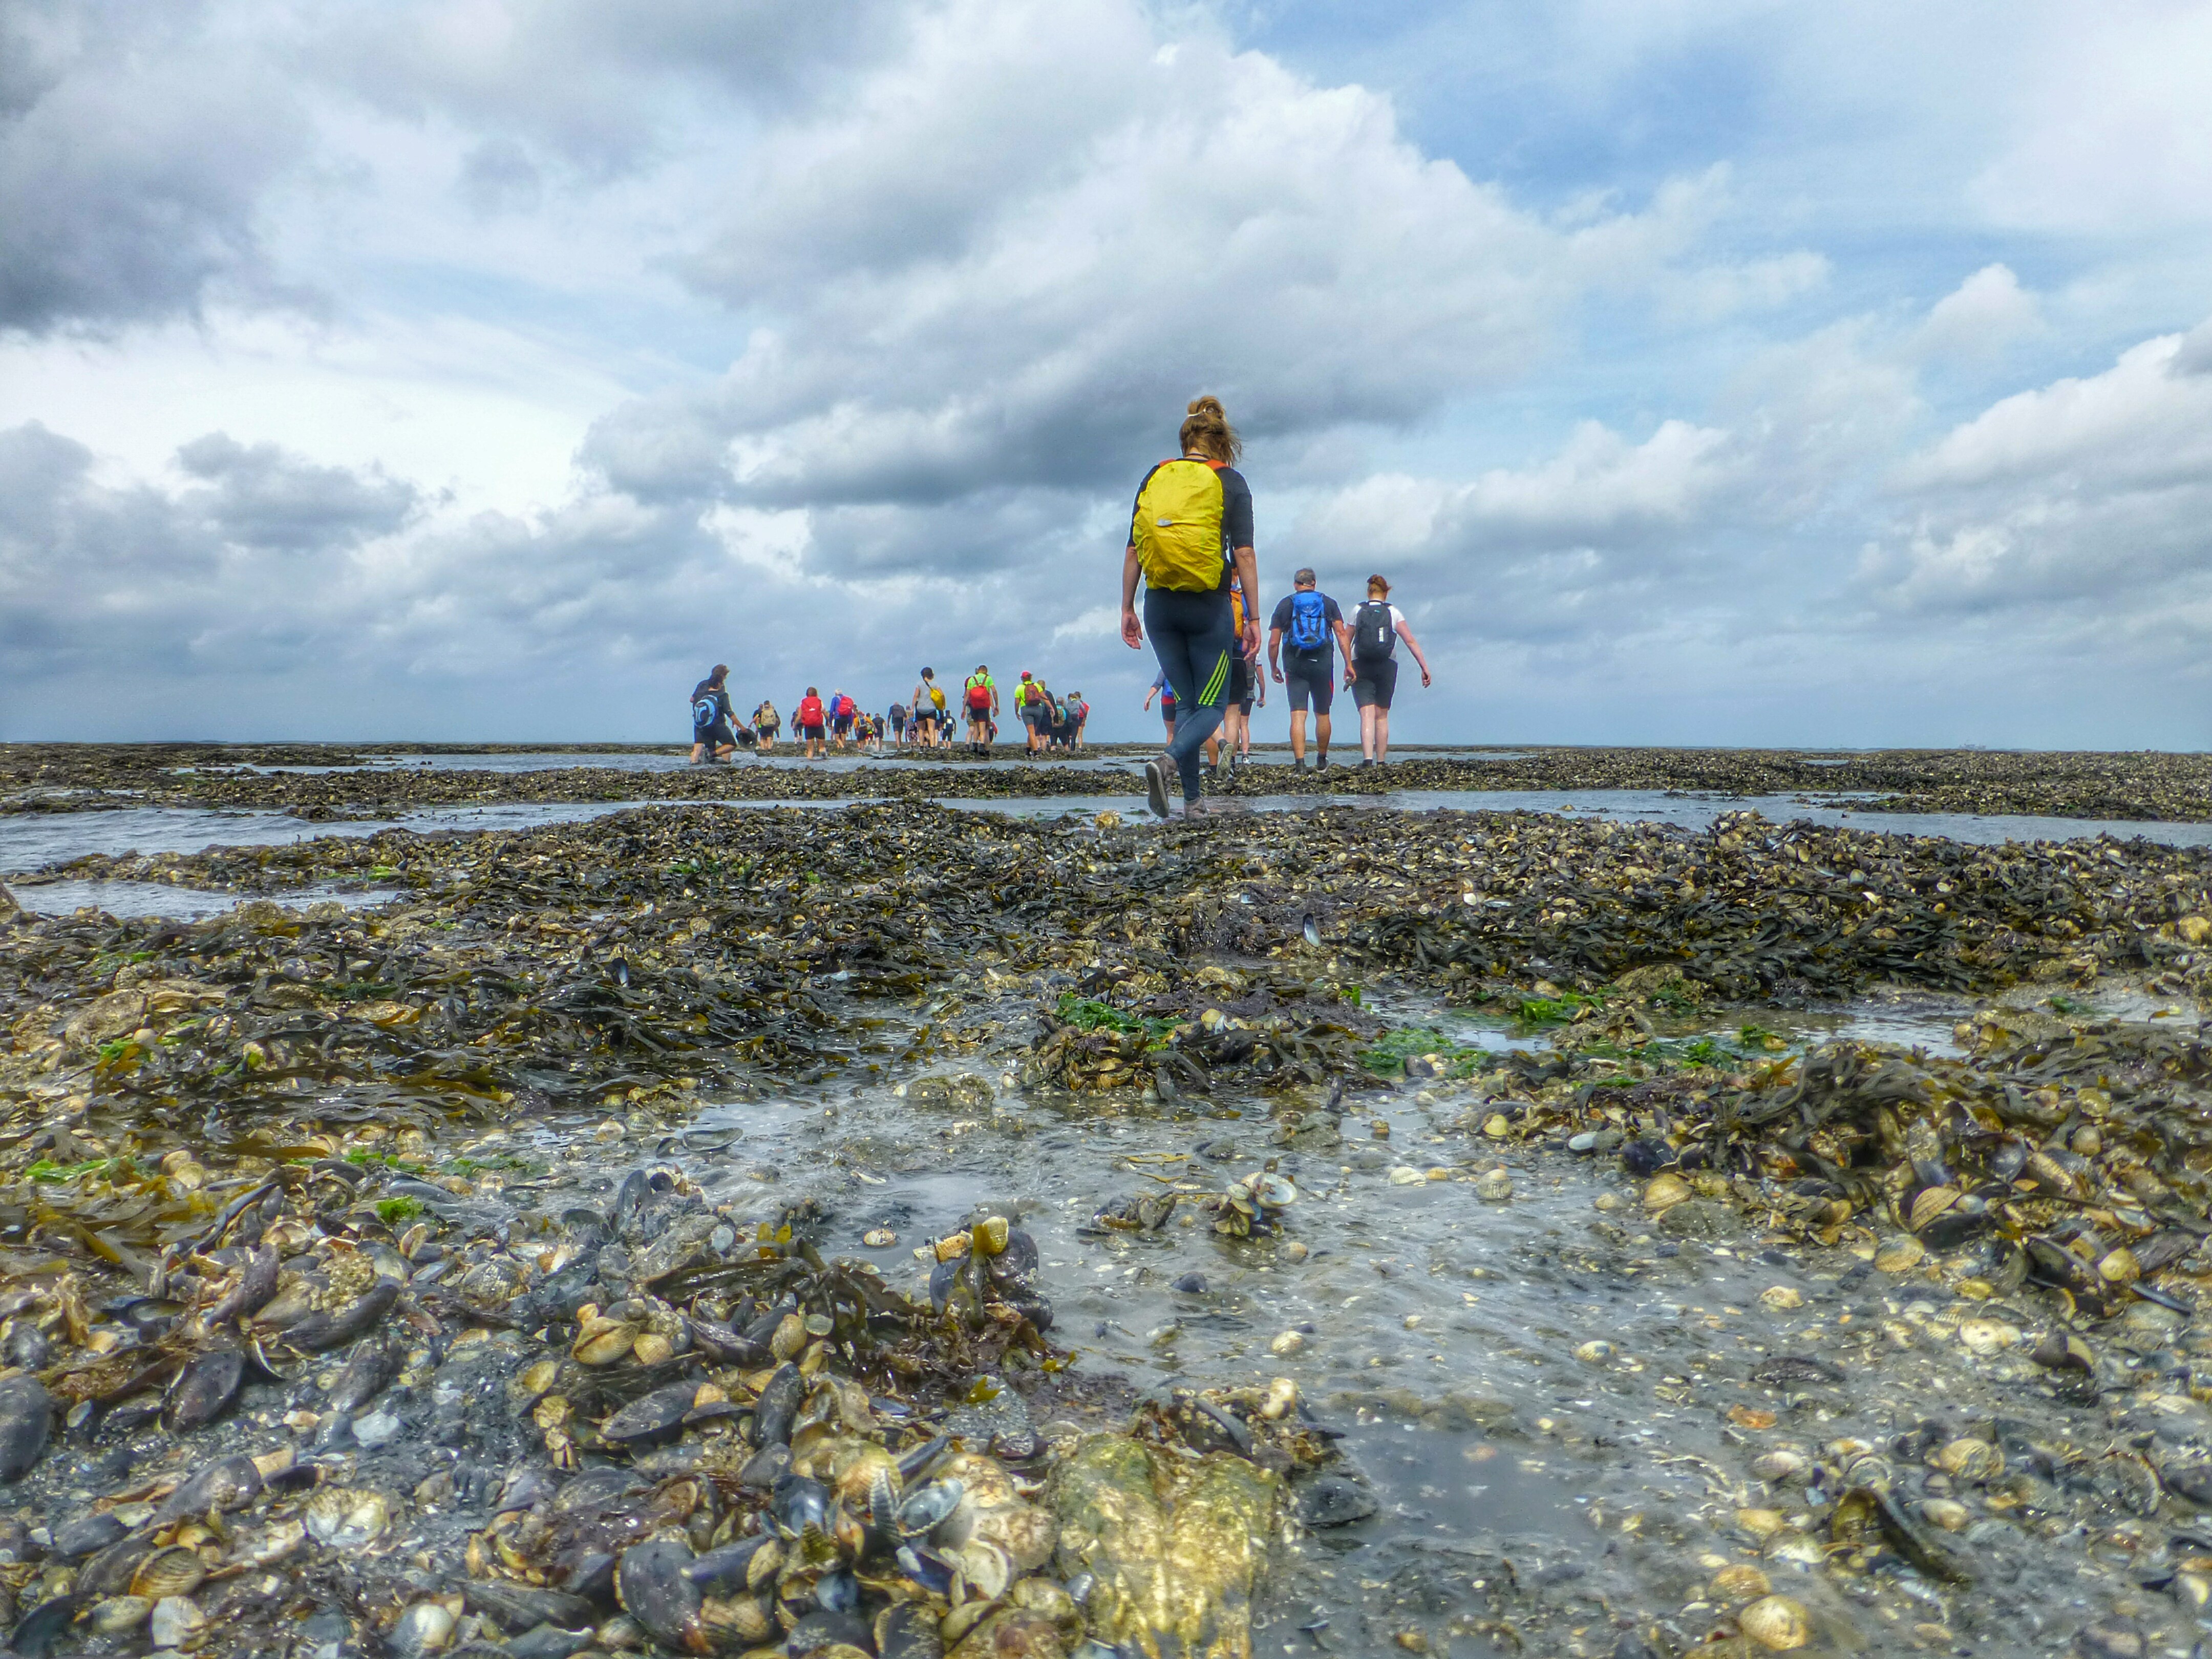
left=1912, top=264, right=2042, bottom=362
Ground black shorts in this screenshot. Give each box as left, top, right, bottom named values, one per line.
left=801, top=722, right=825, bottom=739
left=1352, top=657, right=1399, bottom=710
left=1227, top=657, right=1253, bottom=706
left=696, top=721, right=734, bottom=748
left=1283, top=653, right=1334, bottom=714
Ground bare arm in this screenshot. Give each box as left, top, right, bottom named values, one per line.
left=1231, top=546, right=1260, bottom=657
left=1120, top=545, right=1144, bottom=648
left=1396, top=619, right=1433, bottom=686
left=1336, top=619, right=1357, bottom=684
left=1267, top=627, right=1284, bottom=680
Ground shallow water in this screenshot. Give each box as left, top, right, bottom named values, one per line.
left=7, top=878, right=406, bottom=920
left=16, top=784, right=2212, bottom=877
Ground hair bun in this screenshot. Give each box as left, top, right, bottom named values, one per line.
left=1187, top=395, right=1226, bottom=419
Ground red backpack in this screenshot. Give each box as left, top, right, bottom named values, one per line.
left=798, top=695, right=824, bottom=726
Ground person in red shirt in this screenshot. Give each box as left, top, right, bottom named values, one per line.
left=796, top=687, right=828, bottom=760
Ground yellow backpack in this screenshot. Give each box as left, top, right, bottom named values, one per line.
left=929, top=684, right=946, bottom=710
left=1131, top=458, right=1227, bottom=592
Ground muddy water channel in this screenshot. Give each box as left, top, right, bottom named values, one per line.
left=9, top=796, right=2212, bottom=1659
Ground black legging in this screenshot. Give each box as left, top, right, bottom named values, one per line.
left=1144, top=586, right=1234, bottom=801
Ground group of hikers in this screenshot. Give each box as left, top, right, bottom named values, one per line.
left=686, top=670, right=1089, bottom=763
left=894, top=668, right=1091, bottom=758
left=688, top=394, right=1432, bottom=811
left=1121, top=395, right=1431, bottom=816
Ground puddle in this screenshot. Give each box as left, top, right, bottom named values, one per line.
left=5, top=880, right=406, bottom=920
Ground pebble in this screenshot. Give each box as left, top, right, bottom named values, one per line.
left=351, top=1410, right=403, bottom=1450
left=1271, top=1330, right=1306, bottom=1355
left=1473, top=1168, right=1513, bottom=1202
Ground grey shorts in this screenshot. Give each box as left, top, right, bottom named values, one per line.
left=1352, top=657, right=1399, bottom=710
left=1282, top=654, right=1334, bottom=714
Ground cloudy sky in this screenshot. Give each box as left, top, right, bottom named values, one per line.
left=5, top=0, right=2211, bottom=747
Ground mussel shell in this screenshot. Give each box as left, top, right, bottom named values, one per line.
left=685, top=1317, right=764, bottom=1366
left=897, top=1478, right=964, bottom=1536
left=600, top=1384, right=697, bottom=1445
left=163, top=1348, right=246, bottom=1433
left=50, top=1512, right=127, bottom=1562
left=7, top=1594, right=84, bottom=1659
left=0, top=1375, right=53, bottom=1483
left=207, top=1246, right=280, bottom=1325
left=984, top=1228, right=1040, bottom=1287
left=326, top=1338, right=399, bottom=1415
left=78, top=1534, right=159, bottom=1598
left=680, top=1534, right=782, bottom=1597
left=894, top=1543, right=955, bottom=1598
left=462, top=1581, right=597, bottom=1634
left=770, top=1472, right=833, bottom=1539
left=505, top=1625, right=595, bottom=1659
left=784, top=1610, right=871, bottom=1654
left=495, top=1464, right=561, bottom=1515
left=286, top=1278, right=401, bottom=1352
left=153, top=1453, right=263, bottom=1524
left=876, top=1600, right=945, bottom=1659
left=752, top=1362, right=802, bottom=1449
left=928, top=1258, right=964, bottom=1314
left=614, top=1538, right=703, bottom=1651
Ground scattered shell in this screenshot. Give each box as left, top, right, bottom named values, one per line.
left=1758, top=1286, right=1803, bottom=1311
left=1874, top=1236, right=1926, bottom=1273
left=574, top=1315, right=639, bottom=1366
left=1739, top=1594, right=1811, bottom=1651
left=1710, top=1564, right=1771, bottom=1601
left=149, top=1595, right=207, bottom=1650
left=1642, top=1174, right=1692, bottom=1211
left=1957, top=1317, right=2022, bottom=1356
left=304, top=1486, right=390, bottom=1549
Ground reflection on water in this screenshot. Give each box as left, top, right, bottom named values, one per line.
left=7, top=879, right=405, bottom=920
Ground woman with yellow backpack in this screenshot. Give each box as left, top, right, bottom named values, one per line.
left=1118, top=396, right=1261, bottom=819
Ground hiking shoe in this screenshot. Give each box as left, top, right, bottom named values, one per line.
left=1182, top=798, right=1210, bottom=819
left=1316, top=754, right=1330, bottom=771
left=1293, top=757, right=1309, bottom=771
left=1360, top=758, right=1376, bottom=769
left=1144, top=756, right=1174, bottom=819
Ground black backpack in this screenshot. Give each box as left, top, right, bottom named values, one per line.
left=1353, top=600, right=1396, bottom=663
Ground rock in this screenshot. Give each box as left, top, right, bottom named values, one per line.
left=1656, top=1198, right=1738, bottom=1240
left=1296, top=1475, right=1376, bottom=1527
left=1473, top=1168, right=1513, bottom=1202
left=1171, top=1273, right=1208, bottom=1294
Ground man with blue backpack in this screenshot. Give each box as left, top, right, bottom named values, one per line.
left=1267, top=568, right=1353, bottom=770
left=688, top=665, right=740, bottom=765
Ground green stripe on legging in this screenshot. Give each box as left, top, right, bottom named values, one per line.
left=1198, top=651, right=1230, bottom=706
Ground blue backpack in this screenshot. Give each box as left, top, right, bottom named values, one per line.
left=692, top=696, right=719, bottom=729
left=1288, top=590, right=1329, bottom=651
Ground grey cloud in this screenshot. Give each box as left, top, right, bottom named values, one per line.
left=175, top=433, right=419, bottom=550
left=0, top=0, right=306, bottom=333
left=317, top=0, right=915, bottom=175
left=456, top=137, right=544, bottom=217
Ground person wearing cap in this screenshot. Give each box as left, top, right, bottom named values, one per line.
left=1347, top=573, right=1434, bottom=767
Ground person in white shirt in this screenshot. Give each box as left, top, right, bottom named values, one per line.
left=1346, top=573, right=1433, bottom=768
